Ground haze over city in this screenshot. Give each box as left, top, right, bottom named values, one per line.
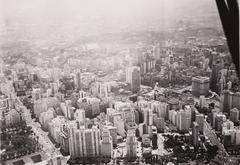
left=0, top=0, right=220, bottom=41
left=0, top=0, right=239, bottom=165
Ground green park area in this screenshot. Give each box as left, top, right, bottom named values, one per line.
left=0, top=123, right=40, bottom=161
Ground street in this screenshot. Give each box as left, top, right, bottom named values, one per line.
left=23, top=106, right=62, bottom=158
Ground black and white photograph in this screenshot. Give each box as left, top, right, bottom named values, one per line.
left=0, top=0, right=239, bottom=164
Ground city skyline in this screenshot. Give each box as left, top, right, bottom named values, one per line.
left=0, top=0, right=239, bottom=165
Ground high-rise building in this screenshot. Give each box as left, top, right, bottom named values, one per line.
left=230, top=129, right=237, bottom=144
left=150, top=101, right=160, bottom=113
left=74, top=109, right=86, bottom=127
left=63, top=64, right=71, bottom=78
left=169, top=110, right=177, bottom=126
left=184, top=105, right=192, bottom=118
left=222, top=126, right=240, bottom=145
left=150, top=101, right=168, bottom=119
left=139, top=123, right=147, bottom=137
left=101, top=128, right=113, bottom=158
left=176, top=109, right=191, bottom=131
left=142, top=134, right=151, bottom=148
left=106, top=125, right=118, bottom=147
left=135, top=47, right=143, bottom=64
left=74, top=70, right=81, bottom=90
left=67, top=123, right=101, bottom=158
left=106, top=108, right=120, bottom=123
left=113, top=116, right=126, bottom=137
left=220, top=90, right=240, bottom=114
left=32, top=87, right=41, bottom=102
left=59, top=123, right=69, bottom=153
left=33, top=98, right=48, bottom=118
left=220, top=90, right=232, bottom=113
left=199, top=95, right=206, bottom=109
left=210, top=109, right=219, bottom=128
left=230, top=108, right=240, bottom=123
left=46, top=88, right=52, bottom=97
left=79, top=90, right=87, bottom=99
left=61, top=100, right=74, bottom=120
left=146, top=125, right=153, bottom=138
left=84, top=126, right=101, bottom=157
left=167, top=98, right=180, bottom=110
left=51, top=68, right=61, bottom=84
left=215, top=114, right=227, bottom=132
left=192, top=76, right=210, bottom=97
left=222, top=120, right=234, bottom=133
left=141, top=57, right=156, bottom=74
left=218, top=78, right=224, bottom=95
left=50, top=82, right=58, bottom=96
left=195, top=113, right=204, bottom=134
left=91, top=82, right=110, bottom=98
left=144, top=108, right=153, bottom=126
left=13, top=80, right=27, bottom=96
left=143, top=108, right=153, bottom=136
left=39, top=108, right=55, bottom=130
left=66, top=121, right=78, bottom=158
left=91, top=82, right=100, bottom=98
left=77, top=103, right=91, bottom=119
left=227, top=81, right=232, bottom=90
left=114, top=101, right=132, bottom=111
left=154, top=117, right=165, bottom=132
left=236, top=129, right=240, bottom=145
left=153, top=43, right=161, bottom=60
left=121, top=107, right=136, bottom=126
left=152, top=113, right=158, bottom=126
left=192, top=122, right=199, bottom=149
left=126, top=129, right=137, bottom=159
left=86, top=97, right=100, bottom=117
left=48, top=116, right=66, bottom=144
left=210, top=63, right=221, bottom=93
left=137, top=99, right=150, bottom=111
left=126, top=66, right=141, bottom=93
left=134, top=110, right=139, bottom=124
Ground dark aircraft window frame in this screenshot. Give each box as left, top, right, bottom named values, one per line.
left=215, top=0, right=239, bottom=78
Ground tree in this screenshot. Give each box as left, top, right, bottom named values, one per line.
left=209, top=102, right=215, bottom=109
left=152, top=133, right=158, bottom=149
left=235, top=121, right=240, bottom=126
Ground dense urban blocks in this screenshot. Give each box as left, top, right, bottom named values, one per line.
left=0, top=1, right=239, bottom=164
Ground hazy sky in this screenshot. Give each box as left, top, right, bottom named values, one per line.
left=0, top=0, right=218, bottom=23
left=0, top=0, right=220, bottom=41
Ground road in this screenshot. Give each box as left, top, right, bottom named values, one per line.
left=152, top=134, right=170, bottom=156
left=204, top=120, right=218, bottom=145
left=157, top=134, right=164, bottom=156
left=174, top=87, right=220, bottom=109
left=23, top=106, right=62, bottom=158
left=204, top=120, right=228, bottom=157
